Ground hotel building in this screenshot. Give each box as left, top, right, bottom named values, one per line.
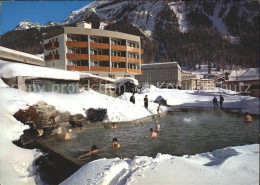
left=43, top=22, right=144, bottom=78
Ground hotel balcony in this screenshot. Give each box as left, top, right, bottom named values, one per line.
left=111, top=56, right=126, bottom=62
left=67, top=65, right=89, bottom=71
left=90, top=66, right=109, bottom=72
left=66, top=41, right=88, bottom=48
left=128, top=68, right=141, bottom=74
left=111, top=67, right=126, bottom=73
left=128, top=58, right=144, bottom=64
left=111, top=45, right=126, bottom=51
left=90, top=54, right=109, bottom=61
left=127, top=47, right=144, bottom=54
left=45, top=54, right=59, bottom=61
left=44, top=42, right=59, bottom=50
left=66, top=53, right=88, bottom=60
left=90, top=43, right=109, bottom=49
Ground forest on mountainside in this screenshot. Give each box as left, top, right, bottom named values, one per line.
left=0, top=0, right=258, bottom=70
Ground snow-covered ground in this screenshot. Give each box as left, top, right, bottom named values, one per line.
left=61, top=144, right=259, bottom=185
left=169, top=1, right=188, bottom=33
left=0, top=80, right=259, bottom=184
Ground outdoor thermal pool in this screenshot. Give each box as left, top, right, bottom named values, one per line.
left=41, top=110, right=259, bottom=163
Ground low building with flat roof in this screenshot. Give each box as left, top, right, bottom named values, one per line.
left=43, top=22, right=144, bottom=78
left=182, top=78, right=215, bottom=90
left=0, top=46, right=44, bottom=66
left=135, top=62, right=181, bottom=88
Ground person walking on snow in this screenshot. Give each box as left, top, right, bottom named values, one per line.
left=144, top=95, right=148, bottom=109
left=213, top=97, right=218, bottom=108
left=130, top=93, right=135, bottom=104
left=219, top=95, right=224, bottom=109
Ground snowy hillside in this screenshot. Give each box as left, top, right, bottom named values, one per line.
left=14, top=20, right=58, bottom=31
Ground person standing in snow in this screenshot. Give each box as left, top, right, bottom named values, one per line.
left=130, top=93, right=135, bottom=104
left=157, top=104, right=162, bottom=118
left=144, top=95, right=148, bottom=109
left=219, top=95, right=224, bottom=109
left=213, top=97, right=218, bottom=108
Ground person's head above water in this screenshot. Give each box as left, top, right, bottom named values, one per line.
left=67, top=129, right=72, bottom=133
left=113, top=138, right=118, bottom=142
left=150, top=128, right=154, bottom=132
left=91, top=144, right=98, bottom=151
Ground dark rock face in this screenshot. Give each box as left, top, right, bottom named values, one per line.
left=55, top=111, right=70, bottom=123
left=87, top=108, right=107, bottom=123
left=13, top=101, right=58, bottom=129
left=69, top=114, right=87, bottom=127
left=19, top=128, right=39, bottom=146
left=154, top=96, right=167, bottom=106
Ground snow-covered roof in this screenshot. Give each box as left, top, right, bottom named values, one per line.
left=0, top=61, right=79, bottom=80
left=114, top=77, right=138, bottom=85
left=0, top=46, right=43, bottom=61
left=238, top=68, right=260, bottom=81
left=79, top=73, right=115, bottom=83
left=141, top=62, right=180, bottom=70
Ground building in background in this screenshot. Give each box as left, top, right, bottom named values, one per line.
left=222, top=68, right=259, bottom=97
left=181, top=78, right=215, bottom=90
left=43, top=21, right=144, bottom=78
left=135, top=62, right=181, bottom=88
left=0, top=46, right=44, bottom=66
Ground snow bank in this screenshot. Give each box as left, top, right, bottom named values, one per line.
left=61, top=144, right=259, bottom=185
left=0, top=89, right=43, bottom=185
left=0, top=60, right=79, bottom=80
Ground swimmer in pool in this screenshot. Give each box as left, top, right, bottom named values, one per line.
left=245, top=112, right=252, bottom=123
left=146, top=128, right=158, bottom=138
left=112, top=138, right=120, bottom=149
left=64, top=128, right=72, bottom=140
left=111, top=123, right=117, bottom=129
left=78, top=144, right=106, bottom=159
left=155, top=120, right=161, bottom=131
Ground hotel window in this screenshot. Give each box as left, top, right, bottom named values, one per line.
left=68, top=48, right=81, bottom=54
left=112, top=51, right=121, bottom=57
left=90, top=49, right=102, bottom=55
left=67, top=35, right=81, bottom=41
left=90, top=37, right=102, bottom=43
left=112, top=39, right=121, bottom=45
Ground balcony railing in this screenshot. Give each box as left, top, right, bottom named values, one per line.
left=128, top=68, right=141, bottom=74
left=44, top=42, right=59, bottom=50
left=111, top=56, right=126, bottom=62
left=90, top=66, right=109, bottom=72
left=66, top=53, right=88, bottom=60
left=90, top=54, right=109, bottom=61
left=111, top=45, right=126, bottom=51
left=67, top=65, right=89, bottom=71
left=66, top=41, right=88, bottom=48
left=45, top=54, right=59, bottom=61
left=90, top=43, right=109, bottom=49
left=111, top=67, right=126, bottom=73
left=128, top=58, right=144, bottom=64
left=127, top=46, right=140, bottom=53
